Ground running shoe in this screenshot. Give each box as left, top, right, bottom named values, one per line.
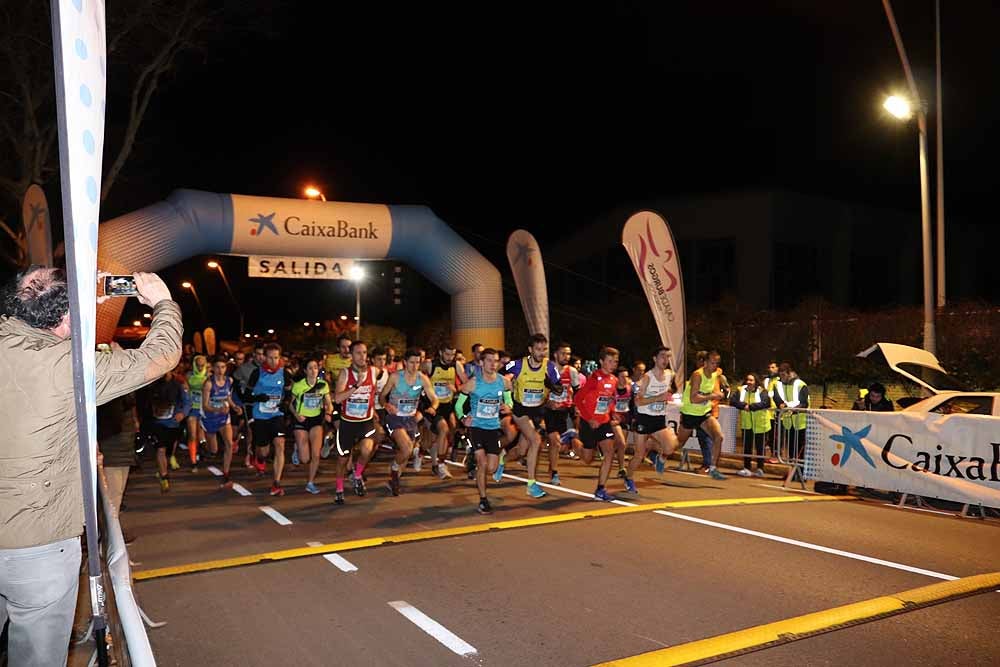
left=624, top=478, right=637, bottom=494
left=255, top=460, right=267, bottom=475
left=550, top=472, right=561, bottom=486
left=593, top=487, right=616, bottom=502
left=305, top=482, right=320, bottom=495
left=437, top=464, right=452, bottom=480
left=709, top=468, right=727, bottom=481
left=220, top=478, right=233, bottom=490
left=492, top=461, right=505, bottom=483
left=754, top=468, right=765, bottom=478
left=190, top=465, right=198, bottom=474
left=617, top=468, right=627, bottom=479
left=157, top=474, right=170, bottom=493
left=334, top=491, right=345, bottom=505
left=389, top=469, right=401, bottom=496
left=353, top=476, right=367, bottom=497
left=737, top=468, right=752, bottom=477
left=269, top=483, right=285, bottom=497
left=477, top=499, right=493, bottom=515
left=655, top=454, right=666, bottom=475
left=178, top=442, right=188, bottom=450
left=526, top=482, right=547, bottom=499
left=412, top=449, right=422, bottom=472
left=320, top=435, right=334, bottom=459
left=169, top=455, right=180, bottom=470
left=292, top=449, right=300, bottom=466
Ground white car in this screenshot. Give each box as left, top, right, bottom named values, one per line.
left=857, top=343, right=1000, bottom=416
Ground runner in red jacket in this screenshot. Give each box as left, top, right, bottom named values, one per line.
left=573, top=346, right=622, bottom=501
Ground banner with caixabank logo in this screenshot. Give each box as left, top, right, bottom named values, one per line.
left=806, top=410, right=1000, bottom=507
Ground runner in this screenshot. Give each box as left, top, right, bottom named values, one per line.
left=136, top=366, right=188, bottom=492
left=332, top=341, right=380, bottom=504
left=543, top=342, right=582, bottom=485
left=626, top=346, right=682, bottom=491
left=290, top=356, right=334, bottom=495
left=454, top=348, right=512, bottom=514
left=423, top=344, right=466, bottom=480
left=184, top=354, right=209, bottom=471
left=495, top=334, right=562, bottom=498
left=370, top=347, right=391, bottom=446
left=611, top=366, right=633, bottom=481
left=201, top=355, right=242, bottom=488
left=573, top=346, right=622, bottom=501
left=243, top=343, right=294, bottom=495
left=379, top=349, right=439, bottom=496
left=678, top=350, right=727, bottom=480
left=324, top=334, right=353, bottom=378
left=233, top=346, right=264, bottom=469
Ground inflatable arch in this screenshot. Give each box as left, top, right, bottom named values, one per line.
left=96, top=189, right=504, bottom=353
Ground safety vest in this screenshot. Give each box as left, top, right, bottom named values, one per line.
left=680, top=370, right=717, bottom=417
left=737, top=386, right=771, bottom=434
left=775, top=378, right=808, bottom=429
left=762, top=375, right=779, bottom=421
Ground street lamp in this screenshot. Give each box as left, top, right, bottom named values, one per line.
left=350, top=265, right=364, bottom=339
left=207, top=259, right=243, bottom=339
left=142, top=312, right=151, bottom=319
left=304, top=186, right=326, bottom=201
left=181, top=281, right=206, bottom=322
left=132, top=320, right=141, bottom=327
left=883, top=95, right=912, bottom=120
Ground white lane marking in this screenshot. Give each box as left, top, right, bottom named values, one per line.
left=496, top=469, right=635, bottom=506
left=753, top=483, right=820, bottom=495
left=882, top=503, right=955, bottom=516
left=306, top=541, right=358, bottom=572
left=388, top=601, right=477, bottom=656
left=652, top=509, right=957, bottom=581
left=259, top=506, right=292, bottom=525
left=207, top=465, right=223, bottom=476
left=232, top=483, right=252, bottom=497
left=443, top=461, right=961, bottom=582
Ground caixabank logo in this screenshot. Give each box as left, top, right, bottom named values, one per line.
left=829, top=422, right=1000, bottom=482
left=246, top=212, right=380, bottom=239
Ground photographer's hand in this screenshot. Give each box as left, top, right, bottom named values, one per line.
left=134, top=272, right=171, bottom=307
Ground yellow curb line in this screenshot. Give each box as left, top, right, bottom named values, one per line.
left=134, top=494, right=853, bottom=581
left=592, top=571, right=1000, bottom=666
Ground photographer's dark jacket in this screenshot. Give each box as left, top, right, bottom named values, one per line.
left=0, top=300, right=182, bottom=549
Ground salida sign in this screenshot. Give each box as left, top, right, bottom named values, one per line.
left=810, top=410, right=1000, bottom=507
left=248, top=256, right=357, bottom=280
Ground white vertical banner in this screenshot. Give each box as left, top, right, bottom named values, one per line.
left=506, top=229, right=549, bottom=341
left=622, top=211, right=686, bottom=382
left=50, top=0, right=107, bottom=625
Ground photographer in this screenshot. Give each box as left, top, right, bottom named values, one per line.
left=0, top=267, right=181, bottom=666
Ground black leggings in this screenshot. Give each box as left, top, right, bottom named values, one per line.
left=741, top=429, right=766, bottom=470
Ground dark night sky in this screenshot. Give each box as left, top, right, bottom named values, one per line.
left=96, top=1, right=1000, bottom=336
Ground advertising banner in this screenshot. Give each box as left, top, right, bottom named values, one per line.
left=506, top=229, right=549, bottom=341
left=248, top=255, right=358, bottom=279
left=230, top=195, right=392, bottom=258
left=665, top=403, right=738, bottom=453
left=805, top=410, right=1000, bottom=507
left=622, top=210, right=686, bottom=382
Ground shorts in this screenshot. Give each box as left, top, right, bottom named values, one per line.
left=635, top=413, right=667, bottom=435
left=512, top=403, right=545, bottom=432
left=335, top=419, right=377, bottom=456
left=142, top=421, right=181, bottom=450
left=680, top=413, right=710, bottom=430
left=430, top=402, right=454, bottom=434
left=544, top=408, right=573, bottom=436
left=385, top=414, right=420, bottom=440
left=251, top=417, right=286, bottom=445
left=469, top=427, right=502, bottom=456
left=580, top=420, right=616, bottom=449
left=200, top=414, right=230, bottom=435
left=293, top=414, right=325, bottom=431
left=376, top=408, right=387, bottom=424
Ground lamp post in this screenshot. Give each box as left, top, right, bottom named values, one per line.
left=304, top=186, right=326, bottom=202
left=207, top=259, right=243, bottom=339
left=881, top=0, right=936, bottom=356
left=350, top=265, right=364, bottom=339
left=181, top=281, right=206, bottom=323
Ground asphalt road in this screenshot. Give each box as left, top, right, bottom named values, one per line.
left=116, top=448, right=1000, bottom=666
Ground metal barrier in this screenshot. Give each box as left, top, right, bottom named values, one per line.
left=771, top=408, right=815, bottom=489
left=98, top=474, right=157, bottom=666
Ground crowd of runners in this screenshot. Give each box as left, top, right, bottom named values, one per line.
left=132, top=333, right=808, bottom=515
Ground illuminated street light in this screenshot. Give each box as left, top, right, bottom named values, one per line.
left=181, top=281, right=205, bottom=321
left=244, top=333, right=251, bottom=338
left=304, top=186, right=326, bottom=201
left=314, top=322, right=320, bottom=327
left=206, top=259, right=243, bottom=338
left=350, top=265, right=364, bottom=338
left=132, top=320, right=141, bottom=326
left=303, top=321, right=311, bottom=327
left=143, top=312, right=151, bottom=319
left=340, top=315, right=347, bottom=321
left=267, top=328, right=275, bottom=334
left=883, top=95, right=912, bottom=120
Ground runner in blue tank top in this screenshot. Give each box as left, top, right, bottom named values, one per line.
left=201, top=355, right=243, bottom=488
left=379, top=349, right=438, bottom=496
left=454, top=348, right=513, bottom=515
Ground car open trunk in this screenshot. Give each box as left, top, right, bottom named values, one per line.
left=856, top=342, right=967, bottom=395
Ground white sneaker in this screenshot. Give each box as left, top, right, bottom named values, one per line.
left=737, top=468, right=752, bottom=477
left=412, top=450, right=422, bottom=472
left=438, top=464, right=452, bottom=479
left=754, top=468, right=765, bottom=478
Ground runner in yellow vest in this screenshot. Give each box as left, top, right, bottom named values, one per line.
left=678, top=351, right=727, bottom=480
left=730, top=373, right=771, bottom=477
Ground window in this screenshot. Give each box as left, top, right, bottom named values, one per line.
left=930, top=396, right=994, bottom=416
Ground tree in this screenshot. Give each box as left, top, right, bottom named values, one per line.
left=0, top=0, right=236, bottom=268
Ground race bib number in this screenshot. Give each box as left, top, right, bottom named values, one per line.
left=345, top=397, right=370, bottom=419
left=521, top=388, right=544, bottom=407
left=615, top=397, right=631, bottom=414
left=190, top=390, right=202, bottom=408
left=595, top=395, right=612, bottom=415
left=154, top=405, right=174, bottom=420
left=396, top=397, right=418, bottom=417
left=646, top=400, right=665, bottom=414
left=433, top=382, right=452, bottom=399
left=210, top=398, right=228, bottom=410
left=475, top=398, right=500, bottom=420
left=260, top=395, right=281, bottom=414
left=303, top=393, right=323, bottom=410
